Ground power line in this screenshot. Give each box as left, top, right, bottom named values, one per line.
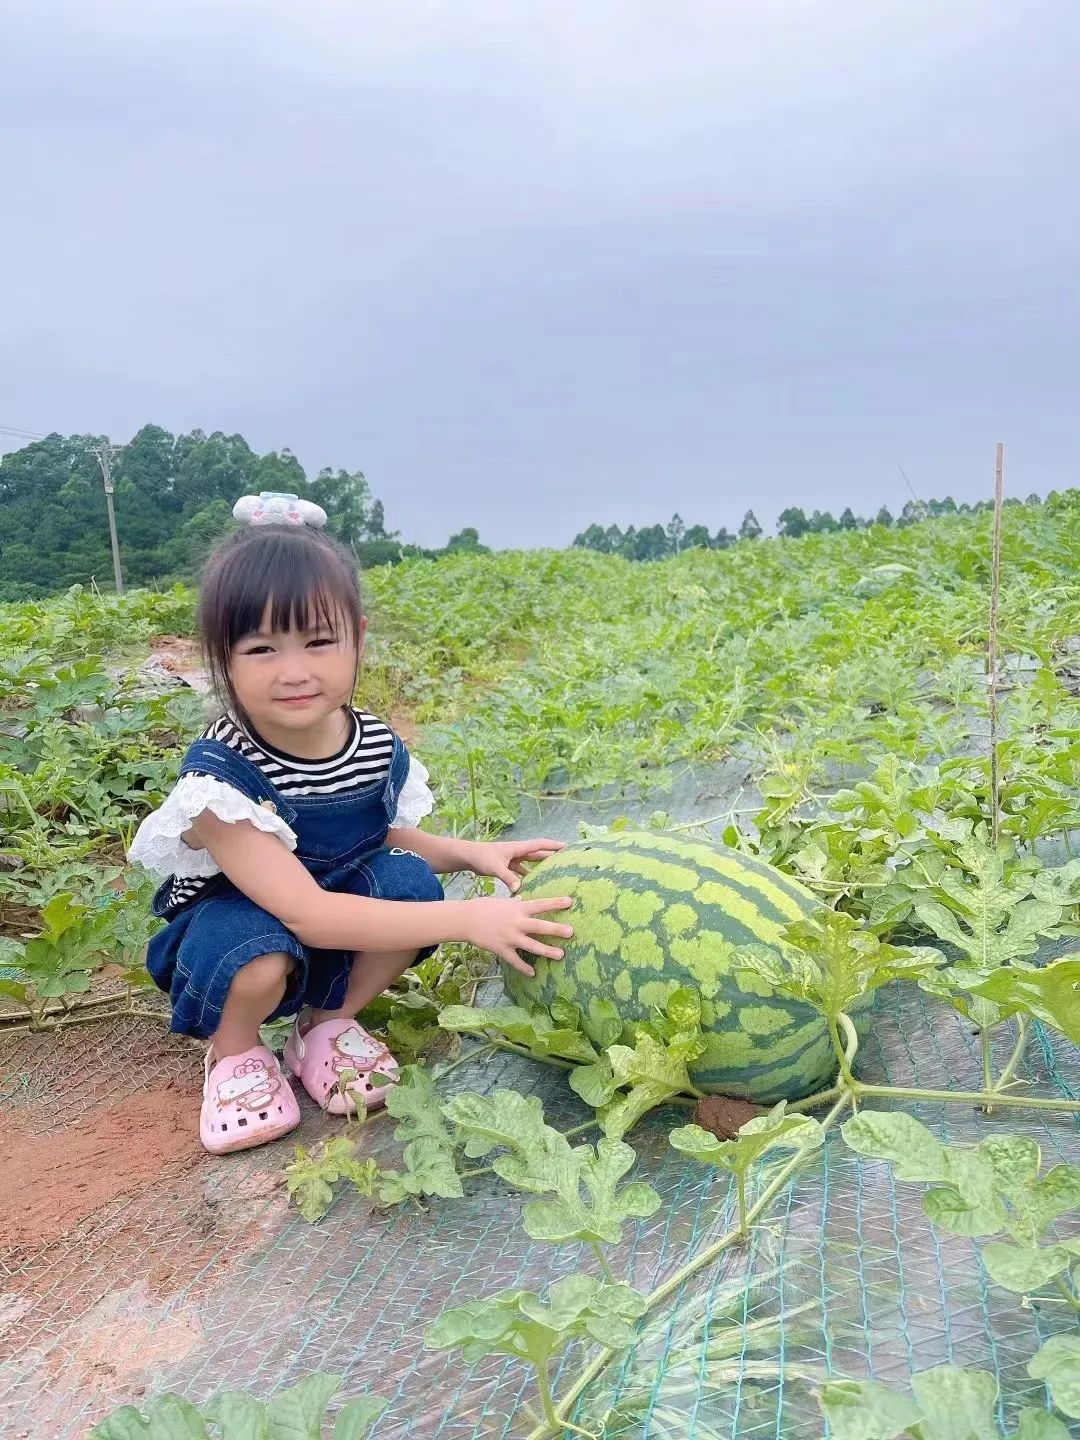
left=0, top=423, right=47, bottom=442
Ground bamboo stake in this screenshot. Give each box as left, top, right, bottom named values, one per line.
left=988, top=442, right=1005, bottom=846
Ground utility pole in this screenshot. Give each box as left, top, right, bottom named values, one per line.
left=95, top=443, right=125, bottom=595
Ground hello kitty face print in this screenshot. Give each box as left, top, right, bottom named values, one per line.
left=214, top=1055, right=281, bottom=1111
left=331, top=1027, right=387, bottom=1076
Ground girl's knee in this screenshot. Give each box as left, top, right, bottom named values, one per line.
left=384, top=848, right=445, bottom=903
left=231, top=951, right=294, bottom=996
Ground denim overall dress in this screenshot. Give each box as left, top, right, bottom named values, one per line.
left=146, top=734, right=445, bottom=1039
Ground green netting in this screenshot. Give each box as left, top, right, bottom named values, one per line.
left=1, top=772, right=1078, bottom=1438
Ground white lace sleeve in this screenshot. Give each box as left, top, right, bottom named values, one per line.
left=391, top=756, right=436, bottom=829
left=127, top=774, right=299, bottom=879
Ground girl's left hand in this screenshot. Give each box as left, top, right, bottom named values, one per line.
left=466, top=837, right=566, bottom=892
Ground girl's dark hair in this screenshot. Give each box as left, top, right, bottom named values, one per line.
left=198, top=525, right=363, bottom=725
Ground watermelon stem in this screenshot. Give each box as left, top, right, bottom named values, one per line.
left=590, top=1242, right=616, bottom=1285
left=735, top=1173, right=749, bottom=1238
left=487, top=1036, right=577, bottom=1072
left=988, top=1016, right=1028, bottom=1104
left=850, top=1081, right=1080, bottom=1112
left=827, top=1013, right=859, bottom=1087
left=536, top=1364, right=598, bottom=1440
left=980, top=1025, right=994, bottom=1093
left=524, top=1093, right=854, bottom=1440
left=785, top=1084, right=842, bottom=1114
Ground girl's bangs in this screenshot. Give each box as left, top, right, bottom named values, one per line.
left=221, top=540, right=360, bottom=654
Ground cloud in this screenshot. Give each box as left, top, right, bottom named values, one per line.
left=1, top=1, right=1078, bottom=545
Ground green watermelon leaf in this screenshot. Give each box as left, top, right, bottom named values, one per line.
left=820, top=1367, right=1073, bottom=1440
left=967, top=956, right=1080, bottom=1046
left=377, top=1140, right=464, bottom=1206
left=425, top=1274, right=645, bottom=1382
left=732, top=910, right=944, bottom=1024
left=437, top=1003, right=600, bottom=1064
left=569, top=1054, right=619, bottom=1108
left=843, top=1111, right=1080, bottom=1304
left=384, top=1064, right=457, bottom=1147
left=921, top=1185, right=1005, bottom=1239
left=442, top=1088, right=553, bottom=1163
left=600, top=1033, right=696, bottom=1140
left=1014, top=1163, right=1080, bottom=1239
left=911, top=833, right=1068, bottom=971
left=266, top=1373, right=344, bottom=1440
left=909, top=1364, right=999, bottom=1438
left=444, top=1091, right=658, bottom=1250
left=671, top=1103, right=824, bottom=1234
left=981, top=1241, right=1072, bottom=1294
left=89, top=1396, right=211, bottom=1440
left=842, top=1113, right=951, bottom=1183
left=90, top=1378, right=389, bottom=1440
left=333, top=1396, right=389, bottom=1440
left=285, top=1139, right=379, bottom=1223
left=661, top=985, right=702, bottom=1033
left=582, top=999, right=623, bottom=1050
left=818, top=1377, right=922, bottom=1438
left=1028, top=1335, right=1080, bottom=1419
left=202, top=1392, right=269, bottom=1440
left=522, top=1137, right=661, bottom=1246
left=1010, top=1410, right=1073, bottom=1440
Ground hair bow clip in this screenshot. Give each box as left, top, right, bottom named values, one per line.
left=232, top=492, right=328, bottom=529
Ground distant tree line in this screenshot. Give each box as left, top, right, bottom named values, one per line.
left=0, top=423, right=1065, bottom=598
left=0, top=426, right=488, bottom=600
left=573, top=494, right=1050, bottom=560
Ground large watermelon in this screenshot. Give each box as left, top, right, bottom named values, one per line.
left=503, top=830, right=842, bottom=1102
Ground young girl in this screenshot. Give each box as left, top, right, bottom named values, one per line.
left=129, top=502, right=573, bottom=1154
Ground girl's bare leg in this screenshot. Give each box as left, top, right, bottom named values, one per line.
left=309, top=949, right=419, bottom=1026
left=212, top=952, right=294, bottom=1058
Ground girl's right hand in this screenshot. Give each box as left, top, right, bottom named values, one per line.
left=461, top=896, right=574, bottom=976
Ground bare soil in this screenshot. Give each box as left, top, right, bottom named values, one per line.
left=693, top=1094, right=764, bottom=1139
left=0, top=1082, right=202, bottom=1250
left=0, top=1018, right=284, bottom=1378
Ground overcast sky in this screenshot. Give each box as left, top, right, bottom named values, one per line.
left=2, top=2, right=1077, bottom=546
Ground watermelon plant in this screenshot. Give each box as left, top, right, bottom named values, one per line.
left=3, top=495, right=1080, bottom=1434
left=89, top=1372, right=386, bottom=1440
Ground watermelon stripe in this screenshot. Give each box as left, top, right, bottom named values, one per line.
left=540, top=849, right=792, bottom=943
left=617, top=865, right=773, bottom=947
left=606, top=830, right=813, bottom=920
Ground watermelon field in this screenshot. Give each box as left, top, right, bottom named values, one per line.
left=2, top=496, right=1080, bottom=1439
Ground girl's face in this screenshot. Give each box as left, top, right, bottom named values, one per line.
left=228, top=602, right=366, bottom=746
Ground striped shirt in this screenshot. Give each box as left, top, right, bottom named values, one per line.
left=163, top=708, right=395, bottom=911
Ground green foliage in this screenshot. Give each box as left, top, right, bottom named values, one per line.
left=582, top=1028, right=704, bottom=1141
left=443, top=1089, right=661, bottom=1248
left=0, top=426, right=492, bottom=599
left=821, top=1365, right=1071, bottom=1439
left=89, top=1374, right=386, bottom=1440
left=843, top=1112, right=1080, bottom=1306
left=0, top=880, right=163, bottom=1019
left=376, top=1064, right=463, bottom=1205
left=911, top=833, right=1069, bottom=968
left=4, top=482, right=1080, bottom=1435
left=1027, top=1336, right=1080, bottom=1419
left=284, top=1138, right=379, bottom=1223
left=439, top=1001, right=603, bottom=1065
left=967, top=955, right=1080, bottom=1046
left=732, top=910, right=945, bottom=1025
left=669, top=1102, right=824, bottom=1235
left=425, top=1273, right=646, bottom=1363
